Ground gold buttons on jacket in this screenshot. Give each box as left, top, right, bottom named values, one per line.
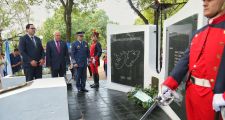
left=217, top=54, right=221, bottom=59
left=210, top=79, right=214, bottom=83
left=193, top=65, right=196, bottom=68
left=213, top=66, right=218, bottom=71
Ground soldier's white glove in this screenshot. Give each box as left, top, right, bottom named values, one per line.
left=159, top=85, right=179, bottom=106
left=160, top=85, right=173, bottom=103
left=213, top=94, right=225, bottom=112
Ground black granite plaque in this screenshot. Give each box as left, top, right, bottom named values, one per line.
left=111, top=31, right=144, bottom=87
left=168, top=34, right=189, bottom=73
left=167, top=14, right=198, bottom=119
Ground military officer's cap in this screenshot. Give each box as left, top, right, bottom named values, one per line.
left=76, top=31, right=85, bottom=36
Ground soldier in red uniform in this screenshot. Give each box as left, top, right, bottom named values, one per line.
left=89, top=32, right=102, bottom=88
left=161, top=0, right=225, bottom=120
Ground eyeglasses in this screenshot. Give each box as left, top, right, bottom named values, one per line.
left=30, top=28, right=36, bottom=30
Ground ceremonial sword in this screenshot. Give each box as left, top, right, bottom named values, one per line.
left=140, top=91, right=179, bottom=120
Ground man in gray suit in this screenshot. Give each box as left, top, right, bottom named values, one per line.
left=46, top=31, right=70, bottom=77
left=19, top=24, right=45, bottom=81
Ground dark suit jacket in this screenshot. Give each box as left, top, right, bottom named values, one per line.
left=46, top=40, right=70, bottom=70
left=19, top=34, right=45, bottom=68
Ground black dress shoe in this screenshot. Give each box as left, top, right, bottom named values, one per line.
left=81, top=89, right=89, bottom=92
left=90, top=84, right=95, bottom=87
left=90, top=84, right=99, bottom=88
left=78, top=90, right=83, bottom=93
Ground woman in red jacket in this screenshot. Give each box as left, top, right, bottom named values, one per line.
left=89, top=32, right=102, bottom=88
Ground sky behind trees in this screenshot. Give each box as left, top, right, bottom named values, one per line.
left=30, top=0, right=137, bottom=27
left=1, top=0, right=137, bottom=39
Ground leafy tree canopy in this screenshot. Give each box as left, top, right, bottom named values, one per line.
left=0, top=0, right=34, bottom=33
left=133, top=0, right=188, bottom=25
left=38, top=8, right=111, bottom=48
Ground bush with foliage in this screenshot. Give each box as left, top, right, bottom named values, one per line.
left=127, top=86, right=158, bottom=109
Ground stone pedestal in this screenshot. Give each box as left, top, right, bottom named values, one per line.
left=0, top=77, right=69, bottom=120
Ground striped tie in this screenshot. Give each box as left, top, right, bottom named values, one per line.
left=31, top=37, right=36, bottom=47
left=56, top=41, right=60, bottom=53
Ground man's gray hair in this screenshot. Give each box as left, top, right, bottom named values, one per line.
left=53, top=30, right=61, bottom=35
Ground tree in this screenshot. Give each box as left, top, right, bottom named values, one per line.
left=135, top=9, right=154, bottom=25
left=38, top=8, right=111, bottom=48
left=128, top=0, right=149, bottom=24
left=59, top=0, right=73, bottom=42
left=44, top=0, right=103, bottom=42
left=0, top=0, right=34, bottom=52
left=37, top=8, right=66, bottom=45
left=128, top=0, right=188, bottom=25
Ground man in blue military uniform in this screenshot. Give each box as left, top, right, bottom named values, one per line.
left=71, top=32, right=90, bottom=93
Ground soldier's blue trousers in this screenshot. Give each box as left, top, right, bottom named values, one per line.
left=75, top=66, right=87, bottom=90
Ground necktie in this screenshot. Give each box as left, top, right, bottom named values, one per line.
left=56, top=41, right=60, bottom=53
left=31, top=37, right=36, bottom=47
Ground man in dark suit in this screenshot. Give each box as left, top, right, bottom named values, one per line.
left=46, top=31, right=70, bottom=77
left=71, top=32, right=90, bottom=93
left=19, top=24, right=45, bottom=81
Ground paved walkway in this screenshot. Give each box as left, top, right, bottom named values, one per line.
left=67, top=80, right=170, bottom=120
